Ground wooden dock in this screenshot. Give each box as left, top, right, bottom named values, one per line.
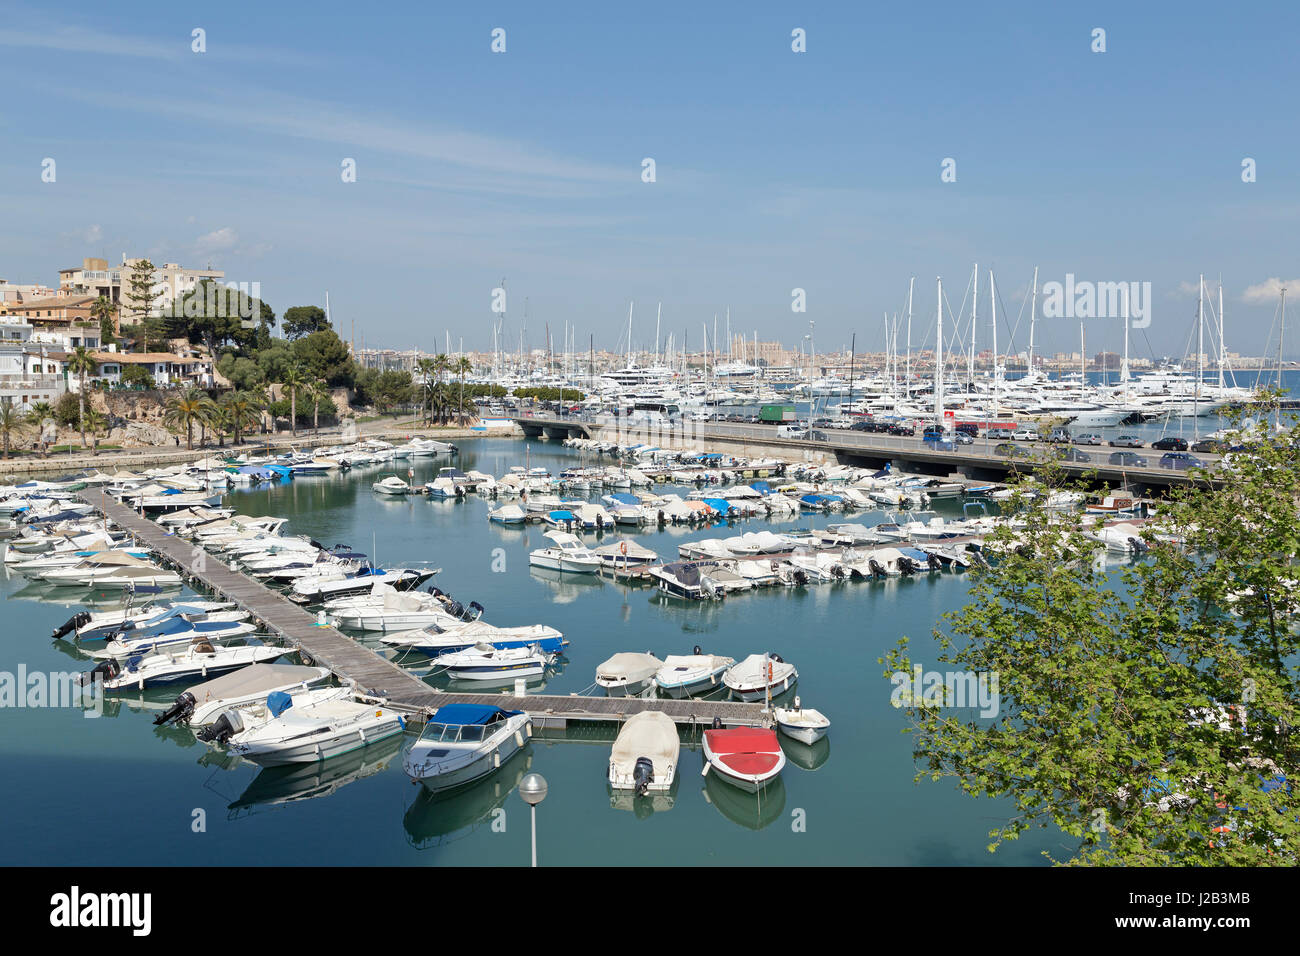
left=81, top=491, right=772, bottom=728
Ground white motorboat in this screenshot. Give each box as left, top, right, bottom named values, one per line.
left=424, top=477, right=464, bottom=499
left=226, top=690, right=406, bottom=765
left=87, top=618, right=259, bottom=659
left=487, top=504, right=527, bottom=525
left=593, top=540, right=659, bottom=572
left=608, top=711, right=680, bottom=795
left=403, top=704, right=531, bottom=792
left=437, top=642, right=557, bottom=682
left=772, top=697, right=831, bottom=745
left=84, top=640, right=287, bottom=690
left=152, top=662, right=333, bottom=727
left=197, top=685, right=354, bottom=745
left=701, top=726, right=786, bottom=792
left=54, top=599, right=238, bottom=642
left=372, top=475, right=412, bottom=495
left=654, top=650, right=735, bottom=698
left=289, top=566, right=436, bottom=603
left=37, top=551, right=179, bottom=588
left=327, top=584, right=466, bottom=632
left=381, top=620, right=564, bottom=658
left=595, top=652, right=663, bottom=697
left=723, top=652, right=798, bottom=702
left=528, top=530, right=601, bottom=574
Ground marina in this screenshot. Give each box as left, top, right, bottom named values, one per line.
left=0, top=432, right=1190, bottom=864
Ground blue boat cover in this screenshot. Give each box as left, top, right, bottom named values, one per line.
left=267, top=690, right=293, bottom=718
left=609, top=492, right=639, bottom=505
left=702, top=498, right=732, bottom=513
left=702, top=453, right=722, bottom=459
left=799, top=494, right=825, bottom=504
left=548, top=510, right=576, bottom=521
left=899, top=548, right=930, bottom=561
left=431, top=703, right=520, bottom=725
left=750, top=481, right=771, bottom=495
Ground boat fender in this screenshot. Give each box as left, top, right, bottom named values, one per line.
left=493, top=751, right=501, bottom=768
left=514, top=730, right=524, bottom=747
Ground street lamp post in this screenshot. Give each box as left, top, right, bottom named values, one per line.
left=519, top=772, right=548, bottom=867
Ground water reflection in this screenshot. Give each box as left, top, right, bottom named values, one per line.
left=403, top=746, right=532, bottom=848
left=781, top=735, right=831, bottom=772
left=230, top=734, right=404, bottom=813
left=701, top=773, right=787, bottom=830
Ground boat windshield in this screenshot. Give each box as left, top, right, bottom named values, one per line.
left=419, top=722, right=490, bottom=743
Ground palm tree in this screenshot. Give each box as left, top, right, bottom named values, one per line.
left=164, top=387, right=215, bottom=450
left=307, top=381, right=328, bottom=435
left=66, top=346, right=98, bottom=448
left=279, top=364, right=309, bottom=437
left=206, top=404, right=231, bottom=448
left=0, top=402, right=31, bottom=459
left=455, top=356, right=473, bottom=426
left=220, top=391, right=261, bottom=446
left=414, top=358, right=436, bottom=424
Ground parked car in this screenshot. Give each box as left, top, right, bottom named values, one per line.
left=922, top=426, right=947, bottom=441
left=1191, top=438, right=1225, bottom=454
left=1074, top=433, right=1104, bottom=445
left=1054, top=447, right=1093, bottom=463
left=987, top=427, right=1016, bottom=441
left=1159, top=452, right=1205, bottom=470
left=1045, top=426, right=1072, bottom=443
left=1151, top=436, right=1189, bottom=452
left=1109, top=435, right=1144, bottom=448
left=1011, top=428, right=1039, bottom=442
left=995, top=443, right=1031, bottom=458
left=809, top=430, right=829, bottom=442
left=928, top=439, right=956, bottom=451
left=1108, top=451, right=1150, bottom=467
left=955, top=423, right=979, bottom=438
left=952, top=432, right=974, bottom=445
left=849, top=420, right=874, bottom=432
left=888, top=423, right=916, bottom=436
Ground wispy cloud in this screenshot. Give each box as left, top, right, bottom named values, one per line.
left=1242, top=277, right=1300, bottom=304
left=46, top=84, right=630, bottom=194
left=0, top=25, right=316, bottom=65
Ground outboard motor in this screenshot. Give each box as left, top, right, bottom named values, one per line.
left=711, top=716, right=723, bottom=730
left=633, top=756, right=655, bottom=796
left=693, top=645, right=703, bottom=656
left=1128, top=536, right=1147, bottom=553
left=82, top=658, right=120, bottom=686
left=154, top=691, right=196, bottom=726
left=447, top=601, right=465, bottom=619
left=792, top=569, right=809, bottom=586
left=899, top=557, right=917, bottom=576
left=927, top=553, right=942, bottom=572
left=868, top=559, right=885, bottom=579
left=196, top=708, right=246, bottom=745
left=52, top=611, right=91, bottom=640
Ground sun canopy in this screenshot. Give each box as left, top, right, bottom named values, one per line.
left=431, top=703, right=521, bottom=725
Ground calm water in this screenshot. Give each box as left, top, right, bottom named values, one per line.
left=1, top=439, right=1077, bottom=866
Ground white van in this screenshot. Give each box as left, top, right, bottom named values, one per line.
left=776, top=425, right=807, bottom=438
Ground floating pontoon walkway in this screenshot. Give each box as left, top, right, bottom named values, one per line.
left=82, top=492, right=771, bottom=728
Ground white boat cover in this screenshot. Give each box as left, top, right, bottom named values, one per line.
left=179, top=663, right=330, bottom=701
left=596, top=652, right=662, bottom=682
left=610, top=711, right=679, bottom=773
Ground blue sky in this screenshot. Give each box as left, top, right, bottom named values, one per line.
left=2, top=1, right=1298, bottom=363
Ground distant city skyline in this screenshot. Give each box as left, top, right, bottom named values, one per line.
left=3, top=3, right=1298, bottom=362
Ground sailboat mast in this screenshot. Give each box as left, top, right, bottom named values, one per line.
left=1029, top=266, right=1038, bottom=377
left=989, top=269, right=999, bottom=425
left=905, top=277, right=914, bottom=399
left=935, top=276, right=944, bottom=422
left=1218, top=279, right=1225, bottom=390
left=970, top=262, right=978, bottom=389
left=655, top=302, right=661, bottom=365
left=1122, top=284, right=1130, bottom=387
